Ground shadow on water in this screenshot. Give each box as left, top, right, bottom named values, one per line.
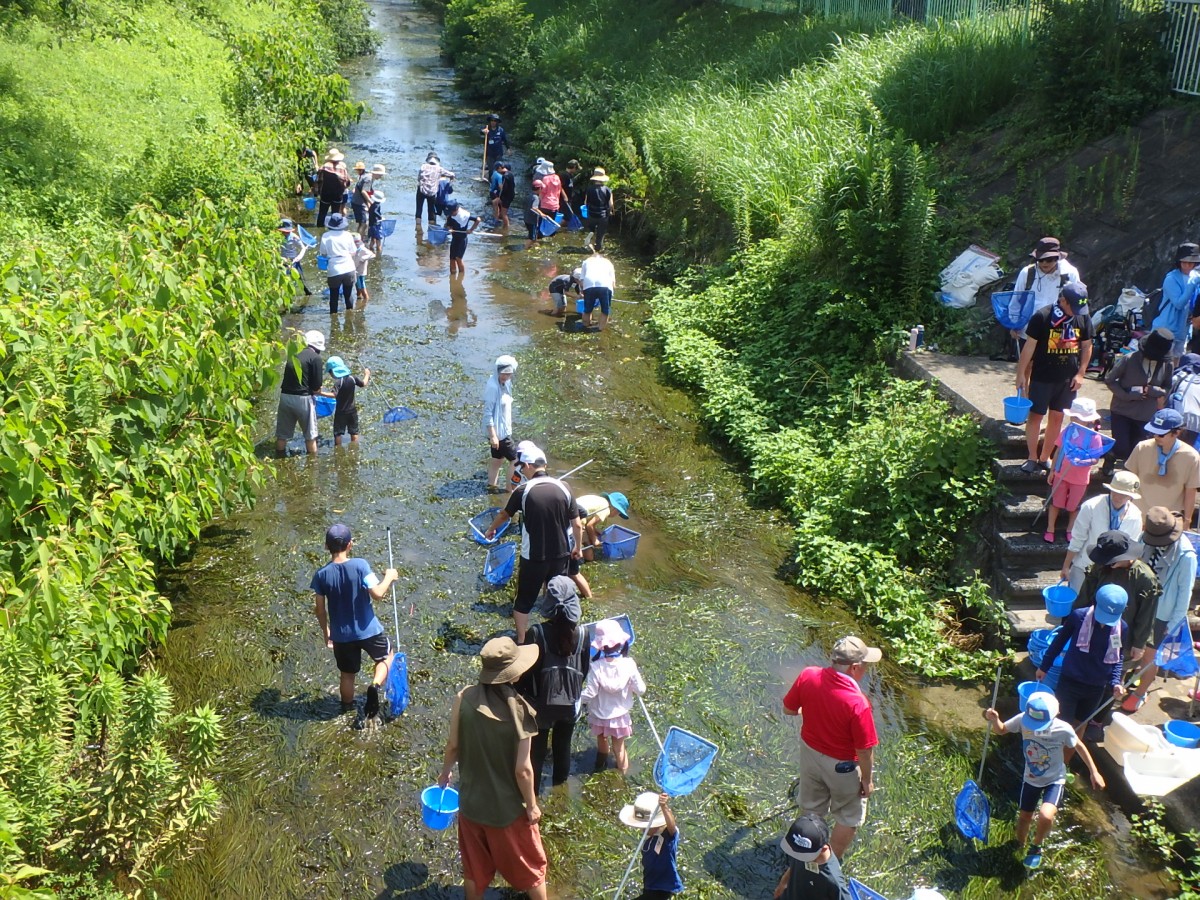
left=155, top=0, right=1172, bottom=897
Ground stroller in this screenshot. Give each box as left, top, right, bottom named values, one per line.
left=1089, top=287, right=1153, bottom=380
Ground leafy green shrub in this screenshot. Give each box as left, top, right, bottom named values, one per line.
left=312, top=0, right=379, bottom=57
left=443, top=0, right=535, bottom=106
left=1031, top=0, right=1170, bottom=137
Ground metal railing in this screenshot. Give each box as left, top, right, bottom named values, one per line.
left=1166, top=0, right=1200, bottom=94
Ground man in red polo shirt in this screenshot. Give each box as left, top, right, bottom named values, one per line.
left=782, top=636, right=881, bottom=859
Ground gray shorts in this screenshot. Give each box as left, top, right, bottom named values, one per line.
left=550, top=291, right=566, bottom=311
left=276, top=393, right=318, bottom=441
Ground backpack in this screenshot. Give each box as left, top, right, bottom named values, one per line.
left=529, top=625, right=588, bottom=722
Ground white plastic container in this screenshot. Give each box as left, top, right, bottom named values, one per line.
left=1123, top=749, right=1200, bottom=797
left=1107, top=711, right=1171, bottom=756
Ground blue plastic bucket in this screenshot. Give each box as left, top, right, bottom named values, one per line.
left=316, top=254, right=329, bottom=271
left=420, top=785, right=459, bottom=830
left=576, top=297, right=586, bottom=314
left=579, top=204, right=588, bottom=218
left=303, top=196, right=316, bottom=211
left=1017, top=680, right=1054, bottom=711
left=1164, top=720, right=1200, bottom=748
left=1042, top=583, right=1076, bottom=618
left=600, top=525, right=641, bottom=560
left=1003, top=392, right=1033, bottom=425
left=314, top=395, right=336, bottom=418
left=554, top=212, right=564, bottom=225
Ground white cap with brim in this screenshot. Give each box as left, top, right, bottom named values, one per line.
left=304, top=330, right=325, bottom=352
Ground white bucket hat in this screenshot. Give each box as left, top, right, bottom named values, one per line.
left=619, top=792, right=665, bottom=829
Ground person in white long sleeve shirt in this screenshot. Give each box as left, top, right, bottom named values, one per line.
left=1060, top=471, right=1144, bottom=591
left=1125, top=507, right=1197, bottom=711
left=482, top=354, right=517, bottom=492
left=1011, top=237, right=1082, bottom=337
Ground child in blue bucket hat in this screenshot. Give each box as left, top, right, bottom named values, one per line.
left=320, top=356, right=371, bottom=446
left=985, top=691, right=1105, bottom=870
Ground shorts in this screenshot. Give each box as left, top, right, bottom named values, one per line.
left=798, top=737, right=868, bottom=828
left=1018, top=780, right=1065, bottom=813
left=583, top=286, right=612, bottom=317
left=1053, top=674, right=1109, bottom=726
left=567, top=555, right=580, bottom=576
left=458, top=813, right=547, bottom=892
left=356, top=274, right=366, bottom=291
left=490, top=437, right=517, bottom=461
left=1048, top=477, right=1086, bottom=512
left=368, top=223, right=383, bottom=240
left=1027, top=379, right=1076, bottom=416
left=590, top=712, right=633, bottom=738
left=1149, top=617, right=1169, bottom=649
left=515, top=556, right=569, bottom=614
left=352, top=201, right=367, bottom=224
left=550, top=291, right=566, bottom=311
left=332, top=633, right=390, bottom=674
left=333, top=408, right=360, bottom=437
left=450, top=231, right=469, bottom=260
left=275, top=393, right=318, bottom=441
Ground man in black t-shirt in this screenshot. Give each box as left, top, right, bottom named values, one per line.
left=1016, top=281, right=1094, bottom=474
left=275, top=330, right=325, bottom=457
left=774, top=815, right=850, bottom=900
left=485, top=443, right=583, bottom=641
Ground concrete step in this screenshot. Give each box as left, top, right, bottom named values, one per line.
left=997, top=492, right=1052, bottom=528
left=992, top=459, right=1052, bottom=491
left=1006, top=607, right=1058, bottom=642
left=998, top=567, right=1062, bottom=607
left=995, top=530, right=1069, bottom=567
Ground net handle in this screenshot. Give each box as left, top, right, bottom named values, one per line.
left=637, top=694, right=665, bottom=755
left=387, top=528, right=400, bottom=645
left=978, top=663, right=1002, bottom=782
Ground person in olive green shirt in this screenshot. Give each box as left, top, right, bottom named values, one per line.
left=438, top=637, right=549, bottom=900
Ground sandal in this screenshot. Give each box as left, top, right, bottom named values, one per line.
left=1043, top=531, right=1055, bottom=544
left=1121, top=692, right=1145, bottom=713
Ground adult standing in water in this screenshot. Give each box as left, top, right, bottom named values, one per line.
left=580, top=249, right=617, bottom=332
left=483, top=354, right=518, bottom=493
left=315, top=148, right=350, bottom=227
left=533, top=160, right=568, bottom=223
left=584, top=167, right=614, bottom=251
left=781, top=636, right=882, bottom=860
left=486, top=444, right=583, bottom=642
left=490, top=161, right=515, bottom=229
left=416, top=152, right=454, bottom=224
left=318, top=213, right=358, bottom=314
left=438, top=637, right=548, bottom=900
left=483, top=113, right=508, bottom=174
left=274, top=330, right=325, bottom=457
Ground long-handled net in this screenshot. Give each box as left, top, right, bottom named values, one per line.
left=612, top=697, right=718, bottom=899
left=384, top=528, right=409, bottom=716
left=991, top=290, right=1036, bottom=330
left=953, top=664, right=1002, bottom=844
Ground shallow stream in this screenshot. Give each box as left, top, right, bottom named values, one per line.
left=158, top=3, right=1167, bottom=897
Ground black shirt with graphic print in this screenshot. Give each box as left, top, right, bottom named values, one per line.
left=1026, top=303, right=1095, bottom=384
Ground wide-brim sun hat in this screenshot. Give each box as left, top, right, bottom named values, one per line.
left=1104, top=470, right=1141, bottom=500
left=325, top=213, right=348, bottom=231
left=1141, top=327, right=1175, bottom=362
left=1088, top=530, right=1141, bottom=566
left=619, top=792, right=666, bottom=829
left=605, top=491, right=631, bottom=519
left=426, top=152, right=440, bottom=163
left=372, top=191, right=387, bottom=204
left=278, top=218, right=295, bottom=232
left=1031, top=236, right=1065, bottom=260
left=535, top=162, right=555, bottom=175
left=479, top=636, right=539, bottom=684
left=1176, top=241, right=1200, bottom=264
left=353, top=160, right=367, bottom=171
left=326, top=148, right=345, bottom=162
left=495, top=354, right=517, bottom=374
left=590, top=167, right=610, bottom=183
left=371, top=164, right=386, bottom=176
left=591, top=617, right=632, bottom=650
left=1065, top=397, right=1100, bottom=423
left=1142, top=507, right=1184, bottom=546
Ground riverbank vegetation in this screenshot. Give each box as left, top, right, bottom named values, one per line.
left=0, top=0, right=370, bottom=891
left=437, top=0, right=1171, bottom=677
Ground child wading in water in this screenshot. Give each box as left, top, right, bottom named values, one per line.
left=985, top=692, right=1105, bottom=871
left=581, top=618, right=645, bottom=772
left=620, top=791, right=683, bottom=899
left=1044, top=397, right=1105, bottom=543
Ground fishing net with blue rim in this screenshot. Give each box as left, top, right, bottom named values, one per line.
left=991, top=290, right=1036, bottom=330
left=654, top=726, right=719, bottom=797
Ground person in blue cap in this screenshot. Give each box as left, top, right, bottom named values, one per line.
left=320, top=356, right=371, bottom=446
left=1038, top=582, right=1129, bottom=738
left=985, top=691, right=1105, bottom=870
left=310, top=524, right=399, bottom=718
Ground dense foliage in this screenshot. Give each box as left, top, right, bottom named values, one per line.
left=436, top=0, right=1169, bottom=675
left=0, top=0, right=370, bottom=890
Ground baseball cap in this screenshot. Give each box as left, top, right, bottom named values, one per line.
left=304, top=330, right=326, bottom=352
left=325, top=523, right=352, bottom=550
left=830, top=636, right=883, bottom=665
left=518, top=442, right=547, bottom=465
left=1060, top=282, right=1088, bottom=305
left=1094, top=583, right=1128, bottom=627
left=1145, top=408, right=1184, bottom=435
left=780, top=815, right=829, bottom=863
left=1021, top=692, right=1059, bottom=732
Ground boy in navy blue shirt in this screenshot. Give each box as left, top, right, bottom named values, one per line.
left=620, top=792, right=683, bottom=899
left=310, top=524, right=398, bottom=717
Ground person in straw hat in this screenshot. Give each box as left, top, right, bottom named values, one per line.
left=1043, top=397, right=1106, bottom=544
left=438, top=637, right=549, bottom=900
left=584, top=166, right=614, bottom=251
left=1125, top=506, right=1198, bottom=712
left=620, top=790, right=683, bottom=899
left=315, top=148, right=350, bottom=227
left=1060, top=470, right=1143, bottom=591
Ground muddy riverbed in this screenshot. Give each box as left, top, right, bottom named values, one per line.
left=157, top=2, right=1168, bottom=897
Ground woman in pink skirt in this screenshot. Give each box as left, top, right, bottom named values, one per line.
left=581, top=619, right=645, bottom=773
